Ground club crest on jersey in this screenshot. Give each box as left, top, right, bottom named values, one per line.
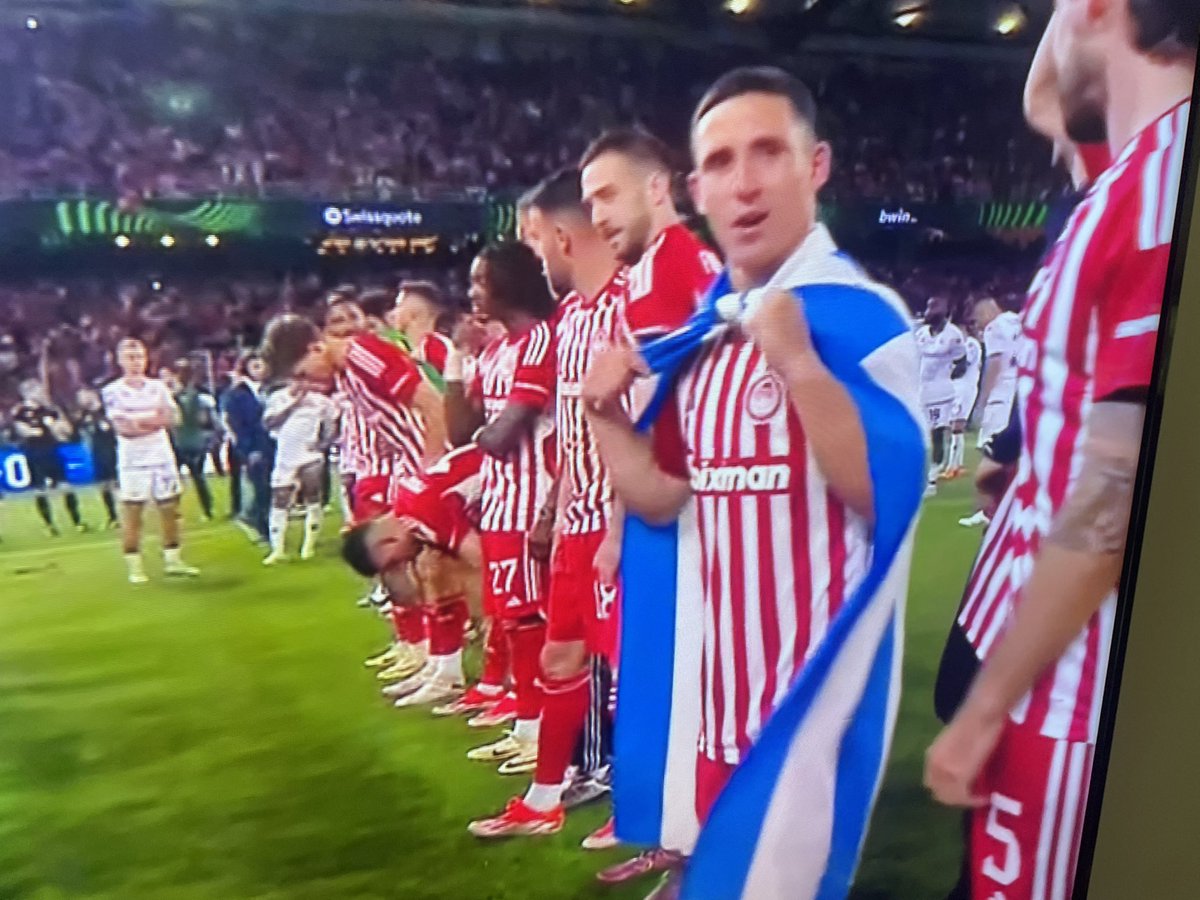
left=746, top=371, right=785, bottom=422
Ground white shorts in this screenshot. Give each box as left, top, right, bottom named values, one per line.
left=978, top=401, right=1013, bottom=447
left=924, top=400, right=955, bottom=430
left=119, top=464, right=182, bottom=504
left=952, top=386, right=978, bottom=423
left=271, top=453, right=323, bottom=490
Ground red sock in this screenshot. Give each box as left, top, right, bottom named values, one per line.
left=389, top=604, right=427, bottom=646
left=507, top=618, right=547, bottom=721
left=533, top=670, right=589, bottom=787
left=481, top=619, right=510, bottom=688
left=428, top=597, right=469, bottom=656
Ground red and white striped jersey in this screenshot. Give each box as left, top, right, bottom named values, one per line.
left=418, top=331, right=453, bottom=374
left=336, top=332, right=428, bottom=478
left=556, top=273, right=627, bottom=536
left=655, top=329, right=871, bottom=764
left=469, top=320, right=556, bottom=533
left=623, top=223, right=722, bottom=343
left=391, top=443, right=484, bottom=556
left=958, top=100, right=1190, bottom=743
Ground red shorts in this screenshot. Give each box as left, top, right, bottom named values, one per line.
left=546, top=530, right=620, bottom=659
left=480, top=531, right=546, bottom=621
left=351, top=475, right=391, bottom=522
left=970, top=720, right=1094, bottom=900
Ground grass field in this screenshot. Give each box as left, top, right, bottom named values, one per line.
left=0, top=463, right=983, bottom=900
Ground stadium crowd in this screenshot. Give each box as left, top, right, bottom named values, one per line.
left=0, top=11, right=1066, bottom=204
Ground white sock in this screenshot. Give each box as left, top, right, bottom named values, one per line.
left=269, top=507, right=288, bottom=556
left=433, top=650, right=464, bottom=683
left=163, top=547, right=183, bottom=567
left=524, top=781, right=564, bottom=812
left=952, top=433, right=965, bottom=468
left=301, top=503, right=323, bottom=555
left=512, top=718, right=540, bottom=743
left=124, top=552, right=145, bottom=575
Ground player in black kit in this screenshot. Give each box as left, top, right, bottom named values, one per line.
left=10, top=380, right=84, bottom=535
left=75, top=388, right=121, bottom=529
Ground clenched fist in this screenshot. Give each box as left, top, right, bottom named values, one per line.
left=741, top=289, right=817, bottom=378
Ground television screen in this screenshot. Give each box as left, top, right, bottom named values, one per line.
left=0, top=2, right=1193, bottom=899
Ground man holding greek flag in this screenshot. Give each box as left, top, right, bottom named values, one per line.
left=583, top=67, right=926, bottom=899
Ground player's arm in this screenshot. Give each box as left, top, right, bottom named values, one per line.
left=584, top=348, right=691, bottom=526
left=926, top=399, right=1143, bottom=806
left=11, top=412, right=37, bottom=440
left=444, top=380, right=485, bottom=447
left=411, top=381, right=448, bottom=468
left=976, top=344, right=1002, bottom=409
left=747, top=291, right=875, bottom=523
left=476, top=402, right=542, bottom=458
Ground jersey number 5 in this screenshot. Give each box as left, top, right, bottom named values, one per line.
left=981, top=793, right=1024, bottom=887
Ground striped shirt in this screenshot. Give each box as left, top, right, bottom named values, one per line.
left=471, top=321, right=556, bottom=533
left=557, top=273, right=627, bottom=536
left=653, top=226, right=884, bottom=764
left=337, top=332, right=427, bottom=478
left=958, top=100, right=1190, bottom=743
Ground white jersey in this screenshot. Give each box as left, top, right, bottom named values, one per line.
left=101, top=377, right=177, bottom=471
left=266, top=389, right=337, bottom=474
left=982, top=311, right=1023, bottom=408
left=914, top=323, right=966, bottom=406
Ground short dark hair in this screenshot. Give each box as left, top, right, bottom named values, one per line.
left=476, top=241, right=557, bottom=321
left=261, top=314, right=320, bottom=381
left=1129, top=0, right=1199, bottom=56
left=397, top=280, right=450, bottom=313
left=692, top=66, right=818, bottom=135
left=325, top=284, right=358, bottom=306
left=579, top=126, right=677, bottom=175
left=341, top=521, right=380, bottom=578
left=527, top=167, right=586, bottom=217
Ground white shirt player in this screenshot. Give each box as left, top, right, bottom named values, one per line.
left=914, top=322, right=966, bottom=407
left=981, top=310, right=1022, bottom=409
left=265, top=388, right=337, bottom=486
left=101, top=377, right=177, bottom=471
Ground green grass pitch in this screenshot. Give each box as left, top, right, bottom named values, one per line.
left=0, top=462, right=982, bottom=899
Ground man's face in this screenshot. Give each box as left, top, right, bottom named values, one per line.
left=467, top=256, right=498, bottom=320
left=365, top=516, right=421, bottom=578
left=690, top=92, right=830, bottom=285
left=118, top=342, right=148, bottom=377
left=325, top=302, right=366, bottom=340
left=972, top=301, right=999, bottom=333
left=246, top=357, right=266, bottom=381
left=531, top=213, right=574, bottom=300
left=925, top=297, right=949, bottom=327
left=1050, top=3, right=1109, bottom=144
left=581, top=152, right=657, bottom=266
left=295, top=341, right=336, bottom=382
left=517, top=207, right=541, bottom=250
left=393, top=291, right=432, bottom=334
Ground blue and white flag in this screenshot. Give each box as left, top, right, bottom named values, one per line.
left=614, top=225, right=926, bottom=900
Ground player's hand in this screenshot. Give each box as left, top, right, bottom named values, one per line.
left=593, top=530, right=621, bottom=586
left=583, top=346, right=644, bottom=419
left=923, top=708, right=1004, bottom=808
left=529, top=511, right=554, bottom=562
left=743, top=289, right=818, bottom=378
left=452, top=317, right=489, bottom=355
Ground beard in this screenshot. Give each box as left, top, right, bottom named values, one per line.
left=1059, top=53, right=1109, bottom=145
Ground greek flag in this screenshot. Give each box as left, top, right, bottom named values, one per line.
left=614, top=225, right=926, bottom=900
